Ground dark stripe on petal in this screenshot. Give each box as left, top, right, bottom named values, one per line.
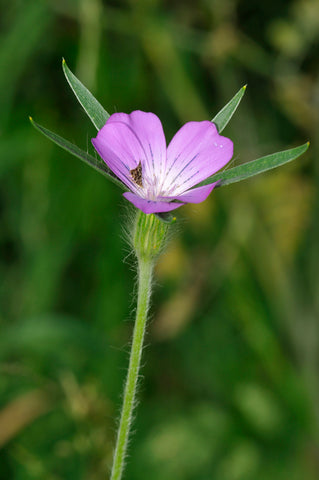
left=170, top=153, right=199, bottom=186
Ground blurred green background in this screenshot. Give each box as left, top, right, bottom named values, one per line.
left=0, top=0, right=318, bottom=478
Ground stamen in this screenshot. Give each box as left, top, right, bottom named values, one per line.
left=130, top=161, right=143, bottom=187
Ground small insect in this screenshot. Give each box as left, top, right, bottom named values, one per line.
left=130, top=161, right=143, bottom=187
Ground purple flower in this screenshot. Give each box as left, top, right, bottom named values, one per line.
left=92, top=111, right=233, bottom=214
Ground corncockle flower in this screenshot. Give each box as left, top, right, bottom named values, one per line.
left=91, top=110, right=233, bottom=214
left=30, top=60, right=309, bottom=480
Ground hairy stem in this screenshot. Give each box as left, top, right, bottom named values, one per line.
left=110, top=256, right=153, bottom=480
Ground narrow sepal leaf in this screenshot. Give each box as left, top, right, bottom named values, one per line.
left=199, top=142, right=309, bottom=188
left=29, top=117, right=126, bottom=190
left=62, top=58, right=110, bottom=130
left=212, top=85, right=247, bottom=133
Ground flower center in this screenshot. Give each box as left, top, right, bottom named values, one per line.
left=130, top=161, right=143, bottom=187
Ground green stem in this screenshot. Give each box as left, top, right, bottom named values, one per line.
left=110, top=256, right=153, bottom=480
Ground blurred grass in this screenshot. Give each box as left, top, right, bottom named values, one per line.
left=0, top=0, right=318, bottom=479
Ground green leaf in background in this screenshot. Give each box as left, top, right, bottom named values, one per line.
left=62, top=58, right=110, bottom=130
left=199, top=142, right=310, bottom=188
left=212, top=85, right=247, bottom=133
left=29, top=117, right=126, bottom=190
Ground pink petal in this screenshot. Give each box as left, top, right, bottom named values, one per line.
left=92, top=111, right=167, bottom=192
left=92, top=122, right=145, bottom=192
left=106, top=111, right=167, bottom=184
left=171, top=181, right=219, bottom=203
left=123, top=192, right=184, bottom=214
left=165, top=121, right=233, bottom=194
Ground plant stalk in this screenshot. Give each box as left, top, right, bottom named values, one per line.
left=110, top=256, right=153, bottom=480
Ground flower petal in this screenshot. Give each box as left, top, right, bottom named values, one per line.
left=107, top=111, right=167, bottom=185
left=92, top=121, right=147, bottom=192
left=123, top=192, right=184, bottom=214
left=165, top=121, right=233, bottom=194
left=170, top=181, right=219, bottom=203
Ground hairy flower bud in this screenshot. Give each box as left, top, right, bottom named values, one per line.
left=133, top=211, right=169, bottom=261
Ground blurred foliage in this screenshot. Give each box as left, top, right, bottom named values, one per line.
left=0, top=0, right=318, bottom=478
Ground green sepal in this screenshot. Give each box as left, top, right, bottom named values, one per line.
left=198, top=142, right=310, bottom=188
left=29, top=116, right=126, bottom=190
left=155, top=212, right=177, bottom=224
left=212, top=85, right=247, bottom=133
left=133, top=211, right=169, bottom=260
left=62, top=58, right=109, bottom=130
